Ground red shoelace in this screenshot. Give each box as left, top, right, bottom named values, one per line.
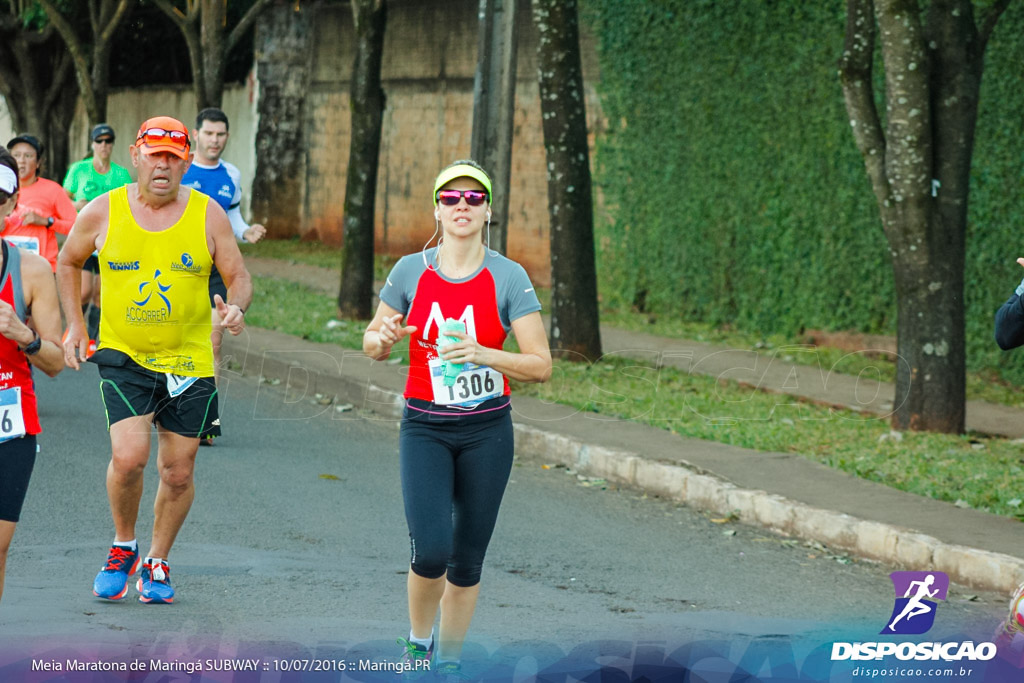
left=103, top=546, right=135, bottom=571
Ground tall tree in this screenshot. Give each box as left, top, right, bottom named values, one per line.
left=250, top=0, right=313, bottom=238
left=0, top=1, right=79, bottom=180
left=338, top=0, right=386, bottom=319
left=151, top=0, right=273, bottom=109
left=470, top=0, right=522, bottom=256
left=839, top=0, right=1010, bottom=433
left=533, top=0, right=601, bottom=361
left=35, top=0, right=133, bottom=125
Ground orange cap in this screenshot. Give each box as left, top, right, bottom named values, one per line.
left=135, top=116, right=190, bottom=160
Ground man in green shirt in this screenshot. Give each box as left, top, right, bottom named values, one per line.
left=63, top=124, right=133, bottom=342
left=64, top=124, right=133, bottom=208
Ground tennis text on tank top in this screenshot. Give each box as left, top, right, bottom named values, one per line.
left=379, top=247, right=542, bottom=409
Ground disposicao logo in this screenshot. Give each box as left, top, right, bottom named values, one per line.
left=882, top=571, right=948, bottom=635
left=830, top=570, right=996, bottom=663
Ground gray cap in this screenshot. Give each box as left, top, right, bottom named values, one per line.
left=91, top=123, right=115, bottom=141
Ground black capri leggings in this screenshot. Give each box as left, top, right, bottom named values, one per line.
left=399, top=400, right=514, bottom=588
left=0, top=435, right=37, bottom=523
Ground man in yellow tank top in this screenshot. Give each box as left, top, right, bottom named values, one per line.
left=56, top=116, right=253, bottom=605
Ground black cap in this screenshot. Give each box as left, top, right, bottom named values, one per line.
left=7, top=134, right=43, bottom=157
left=91, top=123, right=115, bottom=141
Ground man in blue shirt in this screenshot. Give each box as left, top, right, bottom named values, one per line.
left=182, top=107, right=266, bottom=445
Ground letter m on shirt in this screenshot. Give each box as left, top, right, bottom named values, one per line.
left=422, top=302, right=476, bottom=340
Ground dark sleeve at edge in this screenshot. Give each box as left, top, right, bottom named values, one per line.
left=995, top=293, right=1024, bottom=350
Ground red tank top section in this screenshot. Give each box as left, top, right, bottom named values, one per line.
left=403, top=267, right=509, bottom=402
left=0, top=272, right=39, bottom=434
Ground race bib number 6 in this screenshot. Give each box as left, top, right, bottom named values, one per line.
left=0, top=387, right=27, bottom=443
left=428, top=359, right=504, bottom=407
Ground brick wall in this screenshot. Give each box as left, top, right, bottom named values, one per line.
left=296, top=0, right=603, bottom=286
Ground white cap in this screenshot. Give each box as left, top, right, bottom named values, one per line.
left=0, top=166, right=16, bottom=194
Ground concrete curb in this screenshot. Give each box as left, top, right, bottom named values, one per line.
left=511, top=424, right=1024, bottom=594
left=224, top=333, right=1024, bottom=594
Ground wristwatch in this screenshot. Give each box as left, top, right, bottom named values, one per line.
left=21, top=332, right=41, bottom=355
left=46, top=216, right=54, bottom=228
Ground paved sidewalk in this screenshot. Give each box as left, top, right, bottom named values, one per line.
left=223, top=325, right=1024, bottom=595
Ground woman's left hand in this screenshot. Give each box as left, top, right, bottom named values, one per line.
left=439, top=329, right=488, bottom=365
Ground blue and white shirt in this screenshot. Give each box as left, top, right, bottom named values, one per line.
left=181, top=160, right=251, bottom=241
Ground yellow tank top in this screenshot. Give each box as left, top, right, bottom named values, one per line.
left=99, top=186, right=215, bottom=376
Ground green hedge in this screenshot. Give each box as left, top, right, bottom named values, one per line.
left=584, top=0, right=1024, bottom=382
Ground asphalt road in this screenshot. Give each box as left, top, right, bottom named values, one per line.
left=0, top=363, right=1011, bottom=681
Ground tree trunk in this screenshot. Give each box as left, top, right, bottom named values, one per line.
left=0, top=21, right=78, bottom=181
left=338, top=0, right=387, bottom=320
left=36, top=0, right=133, bottom=125
left=839, top=0, right=1007, bottom=433
left=154, top=0, right=272, bottom=110
left=46, top=66, right=78, bottom=183
left=470, top=0, right=521, bottom=256
left=199, top=0, right=227, bottom=108
left=533, top=0, right=601, bottom=362
left=90, top=41, right=112, bottom=124
left=251, top=1, right=315, bottom=238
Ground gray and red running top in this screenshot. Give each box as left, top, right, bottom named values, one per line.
left=379, top=246, right=541, bottom=407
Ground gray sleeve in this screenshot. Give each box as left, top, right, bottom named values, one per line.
left=379, top=254, right=424, bottom=315
left=496, top=258, right=542, bottom=330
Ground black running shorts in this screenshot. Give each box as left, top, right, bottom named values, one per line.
left=0, top=435, right=37, bottom=522
left=82, top=253, right=100, bottom=274
left=91, top=348, right=220, bottom=438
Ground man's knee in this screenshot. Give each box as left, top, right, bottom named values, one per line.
left=109, top=446, right=149, bottom=479
left=158, top=459, right=195, bottom=490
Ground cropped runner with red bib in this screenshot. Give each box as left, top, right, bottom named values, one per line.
left=0, top=240, right=41, bottom=438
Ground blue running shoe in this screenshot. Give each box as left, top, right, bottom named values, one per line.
left=136, top=558, right=174, bottom=604
left=433, top=661, right=470, bottom=682
left=93, top=544, right=139, bottom=600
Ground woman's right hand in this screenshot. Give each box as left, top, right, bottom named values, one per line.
left=378, top=313, right=417, bottom=350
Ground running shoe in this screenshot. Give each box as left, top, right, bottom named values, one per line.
left=92, top=544, right=139, bottom=600
left=136, top=558, right=175, bottom=604
left=433, top=661, right=470, bottom=681
left=396, top=637, right=433, bottom=677
left=995, top=582, right=1024, bottom=643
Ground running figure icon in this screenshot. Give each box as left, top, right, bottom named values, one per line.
left=882, top=571, right=949, bottom=635
left=889, top=574, right=938, bottom=631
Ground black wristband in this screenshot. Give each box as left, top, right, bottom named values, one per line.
left=46, top=216, right=54, bottom=228
left=21, top=333, right=41, bottom=355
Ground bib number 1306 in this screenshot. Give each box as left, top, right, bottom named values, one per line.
left=0, top=386, right=26, bottom=443
left=428, top=359, right=503, bottom=407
